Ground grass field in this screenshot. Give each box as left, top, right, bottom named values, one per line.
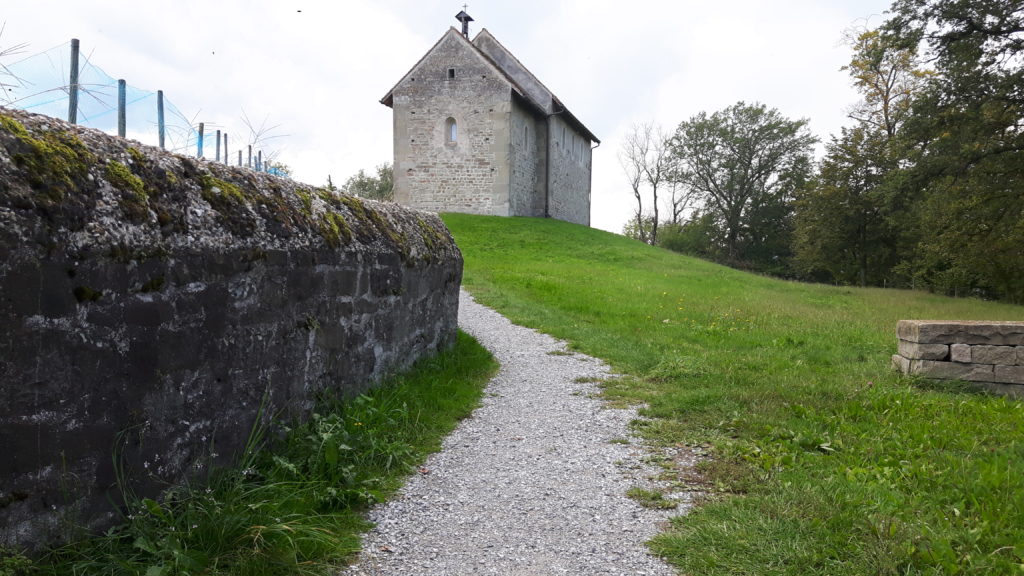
left=442, top=213, right=1024, bottom=575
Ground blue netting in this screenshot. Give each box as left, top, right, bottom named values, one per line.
left=1, top=40, right=283, bottom=173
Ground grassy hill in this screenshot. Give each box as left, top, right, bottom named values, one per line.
left=443, top=213, right=1024, bottom=575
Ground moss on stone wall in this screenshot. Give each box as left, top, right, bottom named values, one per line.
left=105, top=161, right=147, bottom=200
left=105, top=160, right=151, bottom=223
left=338, top=195, right=410, bottom=261
left=198, top=173, right=245, bottom=206
left=0, top=108, right=455, bottom=266
left=319, top=211, right=352, bottom=248
left=0, top=113, right=95, bottom=205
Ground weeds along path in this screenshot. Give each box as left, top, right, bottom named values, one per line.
left=344, top=290, right=681, bottom=575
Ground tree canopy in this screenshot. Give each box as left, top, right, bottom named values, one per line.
left=668, top=102, right=816, bottom=272
left=883, top=0, right=1024, bottom=300
left=341, top=163, right=394, bottom=202
left=618, top=0, right=1023, bottom=303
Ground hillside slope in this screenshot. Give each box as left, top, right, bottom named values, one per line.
left=443, top=213, right=1024, bottom=575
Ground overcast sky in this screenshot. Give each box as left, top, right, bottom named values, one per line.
left=2, top=0, right=893, bottom=233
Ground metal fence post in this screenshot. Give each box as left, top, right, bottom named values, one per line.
left=117, top=79, right=126, bottom=137
left=157, top=90, right=165, bottom=149
left=68, top=39, right=80, bottom=124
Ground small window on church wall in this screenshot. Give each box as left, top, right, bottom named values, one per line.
left=446, top=117, right=457, bottom=144
left=448, top=68, right=456, bottom=79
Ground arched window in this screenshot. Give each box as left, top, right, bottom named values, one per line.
left=445, top=117, right=457, bottom=144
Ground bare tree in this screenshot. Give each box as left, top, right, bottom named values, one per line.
left=0, top=23, right=28, bottom=104
left=240, top=108, right=288, bottom=167
left=663, top=179, right=699, bottom=226
left=619, top=122, right=672, bottom=244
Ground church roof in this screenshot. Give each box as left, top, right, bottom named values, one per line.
left=380, top=27, right=599, bottom=144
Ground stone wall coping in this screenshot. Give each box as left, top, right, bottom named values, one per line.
left=897, top=320, right=1024, bottom=346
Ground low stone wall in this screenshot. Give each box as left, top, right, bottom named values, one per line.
left=892, top=320, right=1024, bottom=396
left=0, top=108, right=463, bottom=549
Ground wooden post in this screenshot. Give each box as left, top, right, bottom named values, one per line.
left=117, top=79, right=126, bottom=137
left=157, top=90, right=165, bottom=149
left=258, top=150, right=263, bottom=172
left=197, top=122, right=204, bottom=159
left=237, top=150, right=242, bottom=167
left=215, top=129, right=221, bottom=162
left=223, top=133, right=228, bottom=164
left=247, top=145, right=252, bottom=169
left=68, top=39, right=80, bottom=124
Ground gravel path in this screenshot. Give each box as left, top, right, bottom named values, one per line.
left=343, top=290, right=683, bottom=575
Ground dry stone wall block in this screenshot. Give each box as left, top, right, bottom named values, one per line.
left=893, top=320, right=1024, bottom=395
left=898, top=340, right=949, bottom=360
left=897, top=320, right=1024, bottom=346
left=972, top=345, right=1018, bottom=365
left=911, top=359, right=995, bottom=381
left=950, top=343, right=972, bottom=363
left=994, top=365, right=1024, bottom=385
left=891, top=354, right=911, bottom=374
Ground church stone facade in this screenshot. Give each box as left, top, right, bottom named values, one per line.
left=381, top=22, right=599, bottom=226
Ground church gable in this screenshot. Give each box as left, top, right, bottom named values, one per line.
left=381, top=28, right=513, bottom=108
left=383, top=28, right=517, bottom=217
left=381, top=15, right=597, bottom=227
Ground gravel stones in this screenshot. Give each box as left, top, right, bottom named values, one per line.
left=344, top=291, right=681, bottom=575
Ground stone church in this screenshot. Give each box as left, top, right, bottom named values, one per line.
left=380, top=11, right=599, bottom=226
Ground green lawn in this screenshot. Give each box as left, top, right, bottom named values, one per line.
left=442, top=213, right=1024, bottom=575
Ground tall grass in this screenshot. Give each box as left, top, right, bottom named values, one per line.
left=8, top=331, right=497, bottom=576
left=443, top=213, right=1024, bottom=575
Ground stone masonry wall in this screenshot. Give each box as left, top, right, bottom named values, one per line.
left=892, top=320, right=1024, bottom=396
left=508, top=101, right=544, bottom=218
left=391, top=30, right=512, bottom=217
left=547, top=115, right=592, bottom=226
left=0, top=108, right=463, bottom=549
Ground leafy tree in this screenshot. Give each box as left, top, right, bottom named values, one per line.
left=658, top=212, right=722, bottom=260
left=619, top=123, right=672, bottom=245
left=795, top=127, right=902, bottom=285
left=883, top=0, right=1024, bottom=301
left=794, top=27, right=926, bottom=286
left=843, top=27, right=930, bottom=139
left=622, top=214, right=656, bottom=243
left=342, top=163, right=393, bottom=201
left=668, top=102, right=816, bottom=271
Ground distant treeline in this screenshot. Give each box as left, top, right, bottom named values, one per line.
left=623, top=0, right=1023, bottom=304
